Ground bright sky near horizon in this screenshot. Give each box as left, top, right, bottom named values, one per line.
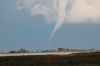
left=0, top=0, right=100, bottom=50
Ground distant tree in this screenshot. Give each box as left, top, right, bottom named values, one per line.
left=9, top=48, right=33, bottom=53
left=9, top=51, right=17, bottom=53
left=17, top=48, right=29, bottom=53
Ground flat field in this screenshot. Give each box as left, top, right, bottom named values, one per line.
left=0, top=52, right=100, bottom=66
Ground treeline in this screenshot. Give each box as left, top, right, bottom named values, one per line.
left=0, top=48, right=99, bottom=53
left=9, top=48, right=33, bottom=53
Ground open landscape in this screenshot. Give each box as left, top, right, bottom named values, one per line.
left=1, top=0, right=100, bottom=66
left=0, top=48, right=100, bottom=66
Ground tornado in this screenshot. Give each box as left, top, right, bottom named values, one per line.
left=50, top=0, right=67, bottom=39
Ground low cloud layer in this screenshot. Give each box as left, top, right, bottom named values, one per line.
left=69, top=0, right=100, bottom=21
left=16, top=0, right=100, bottom=22
left=16, top=0, right=100, bottom=38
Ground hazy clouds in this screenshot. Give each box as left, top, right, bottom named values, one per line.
left=69, top=0, right=100, bottom=21
left=16, top=0, right=100, bottom=23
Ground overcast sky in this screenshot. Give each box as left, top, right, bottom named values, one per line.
left=0, top=0, right=100, bottom=50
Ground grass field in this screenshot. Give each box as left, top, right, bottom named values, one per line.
left=0, top=52, right=100, bottom=66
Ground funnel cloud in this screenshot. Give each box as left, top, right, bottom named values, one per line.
left=16, top=0, right=100, bottom=38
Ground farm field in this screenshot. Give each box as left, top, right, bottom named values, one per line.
left=0, top=52, right=100, bottom=66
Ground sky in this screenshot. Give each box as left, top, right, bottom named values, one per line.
left=0, top=0, right=100, bottom=50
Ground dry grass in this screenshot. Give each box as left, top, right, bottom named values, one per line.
left=0, top=52, right=100, bottom=66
